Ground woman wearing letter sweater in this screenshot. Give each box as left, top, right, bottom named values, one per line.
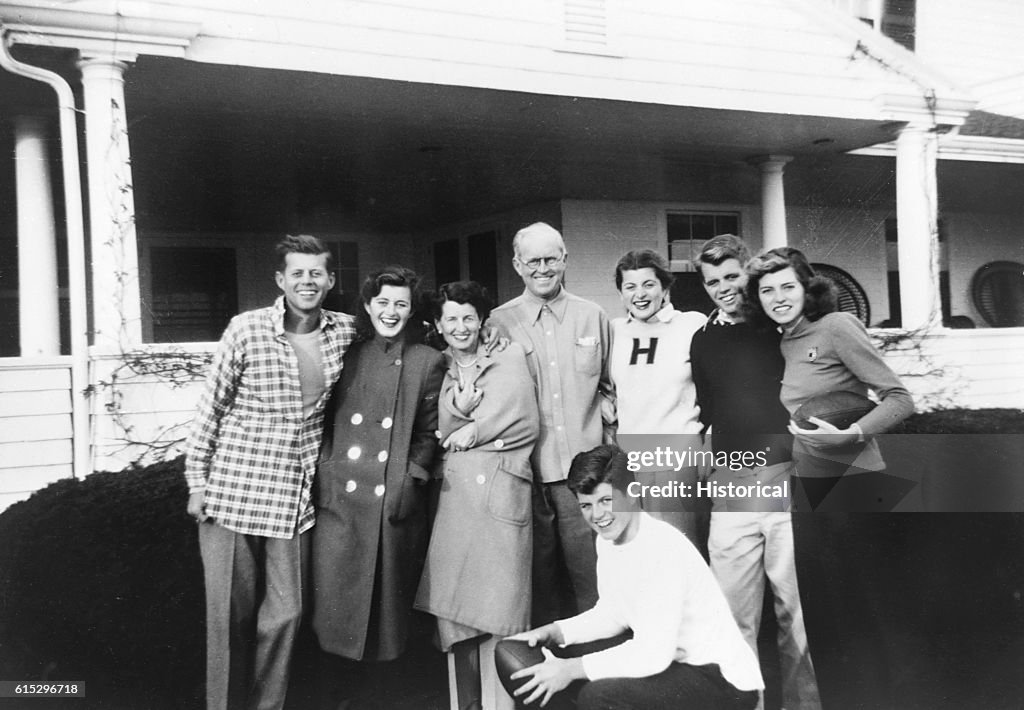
left=608, top=249, right=708, bottom=542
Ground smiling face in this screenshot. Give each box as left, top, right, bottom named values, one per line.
left=618, top=267, right=667, bottom=322
left=275, top=252, right=335, bottom=319
left=436, top=300, right=483, bottom=355
left=364, top=284, right=413, bottom=339
left=757, top=266, right=806, bottom=328
left=577, top=482, right=640, bottom=545
left=699, top=257, right=748, bottom=318
left=513, top=229, right=567, bottom=300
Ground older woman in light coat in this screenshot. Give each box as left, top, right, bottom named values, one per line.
left=415, top=280, right=539, bottom=710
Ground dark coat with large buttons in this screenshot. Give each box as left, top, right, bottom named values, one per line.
left=311, top=334, right=444, bottom=661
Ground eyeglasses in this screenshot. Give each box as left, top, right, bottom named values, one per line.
left=519, top=255, right=565, bottom=271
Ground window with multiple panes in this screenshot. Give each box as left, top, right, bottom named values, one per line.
left=666, top=211, right=741, bottom=263
left=666, top=211, right=741, bottom=314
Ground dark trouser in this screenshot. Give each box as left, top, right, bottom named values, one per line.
left=574, top=663, right=759, bottom=710
left=198, top=521, right=309, bottom=710
left=497, top=635, right=758, bottom=710
left=531, top=480, right=599, bottom=626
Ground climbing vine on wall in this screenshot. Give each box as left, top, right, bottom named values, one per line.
left=82, top=95, right=216, bottom=469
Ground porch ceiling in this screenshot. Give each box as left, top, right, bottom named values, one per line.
left=122, top=57, right=903, bottom=232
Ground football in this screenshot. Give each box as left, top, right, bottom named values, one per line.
left=494, top=639, right=546, bottom=698
left=793, top=391, right=877, bottom=430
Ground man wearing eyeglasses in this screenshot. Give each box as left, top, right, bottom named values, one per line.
left=489, top=222, right=615, bottom=626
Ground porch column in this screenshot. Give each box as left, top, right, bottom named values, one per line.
left=750, top=155, right=793, bottom=250
left=895, top=123, right=940, bottom=331
left=78, top=57, right=142, bottom=347
left=13, top=115, right=61, bottom=356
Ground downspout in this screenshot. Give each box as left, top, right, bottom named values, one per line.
left=1, top=29, right=91, bottom=478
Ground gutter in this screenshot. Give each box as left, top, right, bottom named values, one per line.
left=1, top=29, right=91, bottom=478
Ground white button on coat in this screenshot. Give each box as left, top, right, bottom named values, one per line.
left=345, top=480, right=357, bottom=493
left=476, top=474, right=486, bottom=485
left=347, top=446, right=361, bottom=460
left=377, top=450, right=388, bottom=463
left=494, top=439, right=504, bottom=449
left=350, top=413, right=363, bottom=425
left=382, top=417, right=393, bottom=430
left=374, top=484, right=386, bottom=497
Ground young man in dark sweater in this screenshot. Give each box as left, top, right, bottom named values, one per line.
left=689, top=235, right=821, bottom=710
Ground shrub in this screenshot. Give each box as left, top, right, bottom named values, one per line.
left=0, top=457, right=203, bottom=708
left=889, top=407, right=1024, bottom=434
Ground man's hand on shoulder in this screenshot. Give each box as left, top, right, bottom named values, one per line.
left=481, top=324, right=510, bottom=354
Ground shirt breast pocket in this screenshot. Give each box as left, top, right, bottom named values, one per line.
left=574, top=337, right=601, bottom=377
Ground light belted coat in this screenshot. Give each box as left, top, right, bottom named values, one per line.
left=414, top=343, right=539, bottom=648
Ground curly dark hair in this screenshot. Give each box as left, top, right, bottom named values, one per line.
left=742, top=247, right=837, bottom=328
left=353, top=265, right=428, bottom=342
left=431, top=280, right=494, bottom=323
left=613, top=249, right=674, bottom=291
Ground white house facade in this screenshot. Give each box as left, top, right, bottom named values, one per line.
left=1, top=0, right=1022, bottom=508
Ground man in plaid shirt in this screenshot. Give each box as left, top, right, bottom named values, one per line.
left=185, top=234, right=356, bottom=710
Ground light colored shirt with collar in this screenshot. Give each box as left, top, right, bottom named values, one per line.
left=489, top=287, right=613, bottom=483
left=185, top=296, right=356, bottom=538
left=556, top=512, right=764, bottom=691
left=610, top=304, right=707, bottom=435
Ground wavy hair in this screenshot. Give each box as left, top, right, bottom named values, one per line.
left=742, top=247, right=837, bottom=328
left=353, top=265, right=428, bottom=342
left=432, top=280, right=494, bottom=323
left=274, top=234, right=334, bottom=273
left=613, top=249, right=674, bottom=291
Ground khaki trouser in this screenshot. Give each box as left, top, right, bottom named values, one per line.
left=198, top=521, right=309, bottom=710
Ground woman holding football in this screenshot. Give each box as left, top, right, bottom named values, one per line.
left=744, top=246, right=914, bottom=710
left=743, top=246, right=913, bottom=498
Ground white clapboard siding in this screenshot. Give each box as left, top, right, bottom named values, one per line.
left=0, top=366, right=72, bottom=392
left=0, top=359, right=75, bottom=511
left=0, top=389, right=71, bottom=417
left=0, top=465, right=76, bottom=511
left=0, top=440, right=73, bottom=470
left=87, top=348, right=211, bottom=472
left=881, top=329, right=1024, bottom=409
left=0, top=414, right=73, bottom=443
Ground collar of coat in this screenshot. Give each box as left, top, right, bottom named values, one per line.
left=442, top=346, right=497, bottom=382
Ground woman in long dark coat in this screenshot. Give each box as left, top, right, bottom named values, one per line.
left=312, top=266, right=444, bottom=673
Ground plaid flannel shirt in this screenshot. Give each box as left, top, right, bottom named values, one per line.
left=185, top=297, right=356, bottom=539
